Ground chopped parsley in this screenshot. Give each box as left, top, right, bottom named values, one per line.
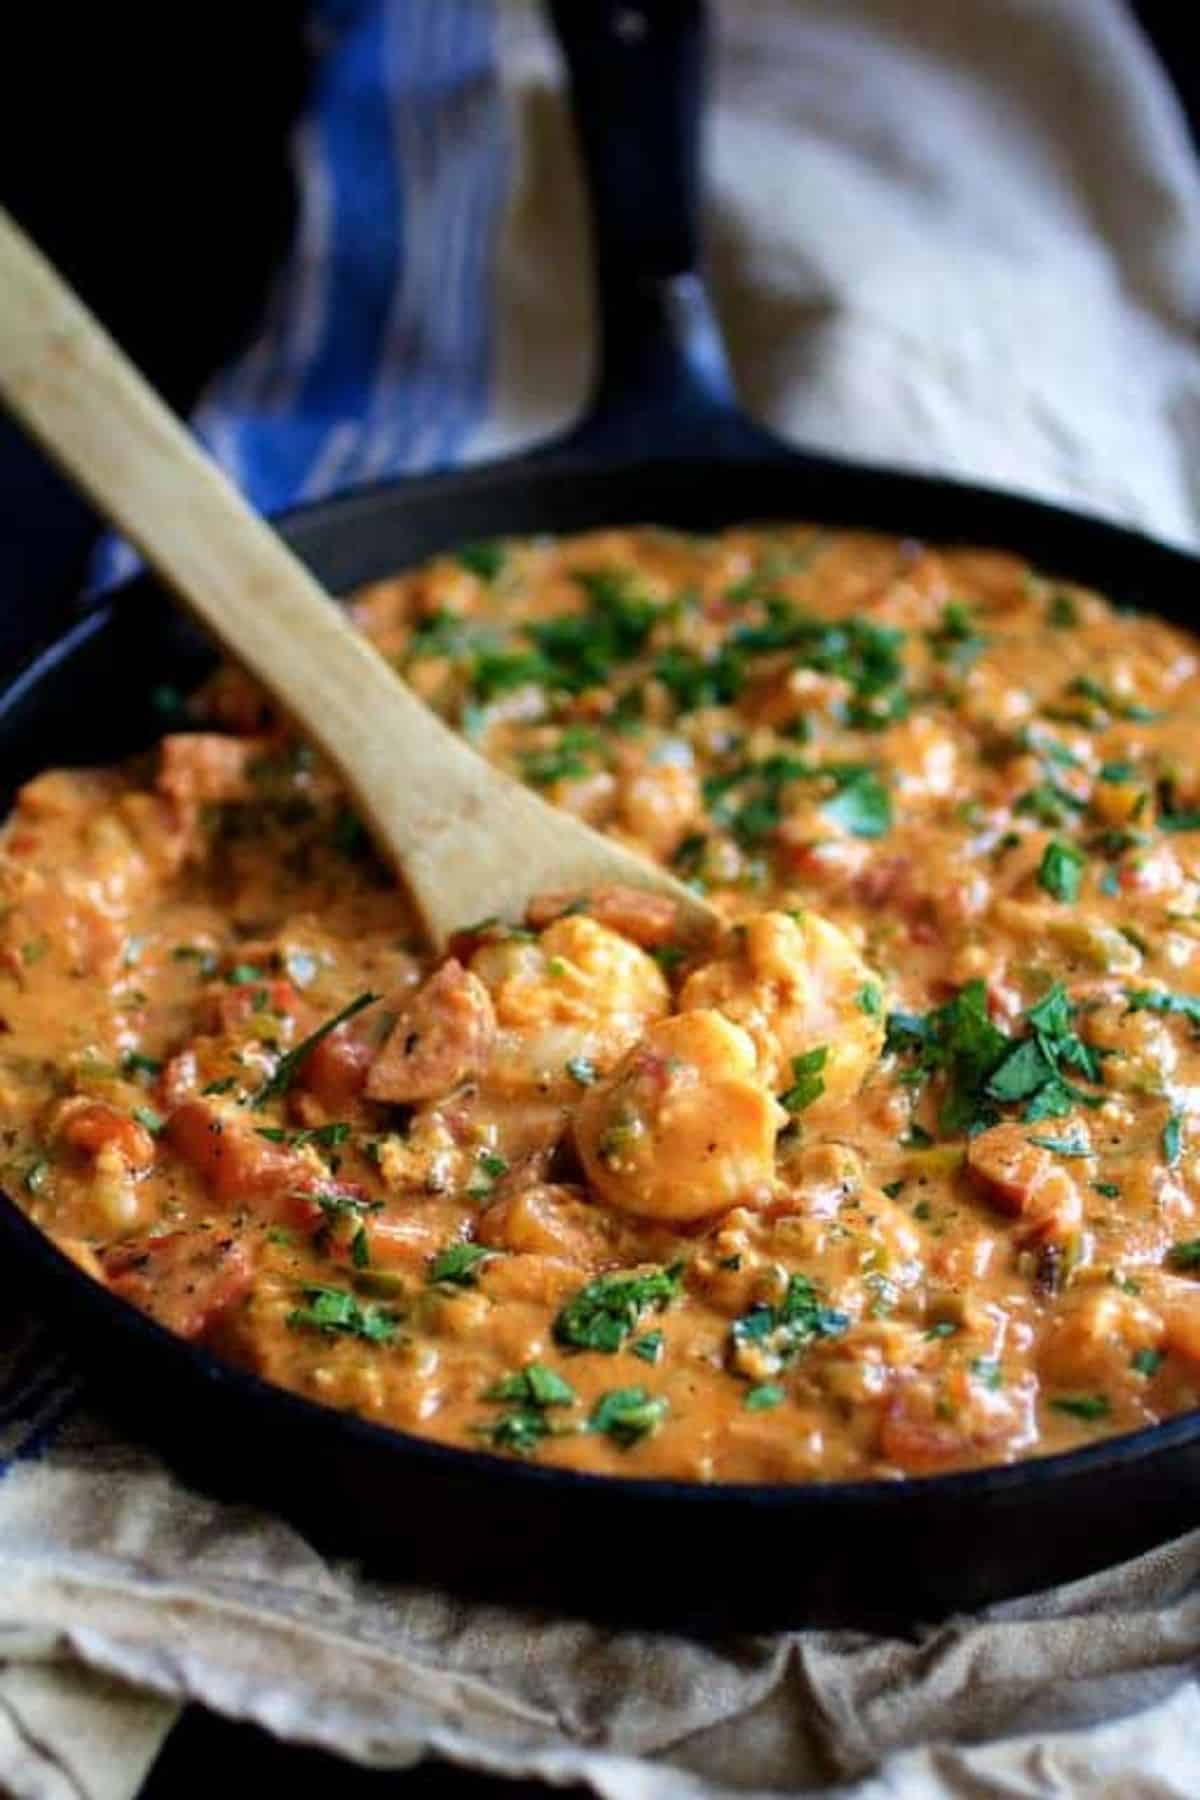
left=475, top=1411, right=552, bottom=1455
left=250, top=991, right=377, bottom=1107
left=1131, top=1348, right=1164, bottom=1377
left=885, top=981, right=1104, bottom=1135
left=729, top=1273, right=849, bottom=1377
left=703, top=755, right=891, bottom=845
left=1027, top=1131, right=1090, bottom=1157
left=971, top=1358, right=1003, bottom=1390
left=737, top=609, right=908, bottom=730
left=744, top=1384, right=785, bottom=1410
left=1063, top=676, right=1158, bottom=724
left=927, top=601, right=985, bottom=668
left=857, top=983, right=883, bottom=1016
left=1049, top=1393, right=1110, bottom=1422
left=287, top=1284, right=398, bottom=1344
left=987, top=986, right=1104, bottom=1123
left=24, top=1159, right=49, bottom=1196
left=780, top=1046, right=828, bottom=1114
left=467, top=1151, right=509, bottom=1200
left=553, top=1263, right=684, bottom=1353
left=1038, top=839, right=1085, bottom=903
left=470, top=647, right=554, bottom=702
left=256, top=1121, right=352, bottom=1153
left=1046, top=591, right=1079, bottom=628
left=653, top=644, right=745, bottom=712
left=822, top=769, right=892, bottom=838
left=566, top=1055, right=598, bottom=1087
left=475, top=1360, right=577, bottom=1455
left=1016, top=782, right=1086, bottom=828
left=520, top=567, right=660, bottom=694
left=121, top=1052, right=162, bottom=1079
left=1125, top=987, right=1200, bottom=1034
left=132, top=1106, right=164, bottom=1136
left=315, top=1191, right=381, bottom=1225
left=519, top=725, right=599, bottom=787
left=589, top=1386, right=668, bottom=1447
left=485, top=1362, right=576, bottom=1408
left=456, top=540, right=506, bottom=582
left=1163, top=1109, right=1184, bottom=1167
left=631, top=1330, right=664, bottom=1365
left=1167, top=1239, right=1200, bottom=1271
left=427, top=1242, right=496, bottom=1287
left=226, top=963, right=265, bottom=986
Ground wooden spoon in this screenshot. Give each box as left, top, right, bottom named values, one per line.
left=0, top=208, right=718, bottom=949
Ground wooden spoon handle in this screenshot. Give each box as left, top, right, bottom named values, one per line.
left=0, top=208, right=717, bottom=947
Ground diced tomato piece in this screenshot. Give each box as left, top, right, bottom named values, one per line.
left=366, top=960, right=494, bottom=1103
left=105, top=1229, right=254, bottom=1340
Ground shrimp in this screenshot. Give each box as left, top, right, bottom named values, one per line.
left=574, top=1009, right=785, bottom=1222
left=678, top=909, right=885, bottom=1115
left=468, top=914, right=669, bottom=1099
left=1038, top=1286, right=1163, bottom=1391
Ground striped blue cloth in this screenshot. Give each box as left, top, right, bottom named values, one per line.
left=10, top=0, right=509, bottom=1465
left=97, top=0, right=508, bottom=587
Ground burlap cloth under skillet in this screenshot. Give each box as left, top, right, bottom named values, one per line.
left=4, top=2, right=1200, bottom=1794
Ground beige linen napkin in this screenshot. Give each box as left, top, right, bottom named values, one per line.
left=4, top=2, right=1200, bottom=1795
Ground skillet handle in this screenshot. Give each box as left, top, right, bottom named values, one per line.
left=546, top=0, right=753, bottom=458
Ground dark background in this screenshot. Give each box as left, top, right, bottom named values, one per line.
left=1, top=2, right=1195, bottom=666
left=1, top=2, right=1196, bottom=1792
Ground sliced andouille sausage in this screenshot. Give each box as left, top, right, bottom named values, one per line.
left=965, top=1122, right=1083, bottom=1243
left=166, top=1098, right=324, bottom=1227
left=524, top=883, right=680, bottom=949
left=365, top=959, right=494, bottom=1103
left=104, top=1228, right=254, bottom=1339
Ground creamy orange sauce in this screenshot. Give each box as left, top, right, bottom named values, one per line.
left=6, top=524, right=1200, bottom=1482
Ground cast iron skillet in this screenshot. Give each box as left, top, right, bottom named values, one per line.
left=3, top=0, right=1199, bottom=1633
